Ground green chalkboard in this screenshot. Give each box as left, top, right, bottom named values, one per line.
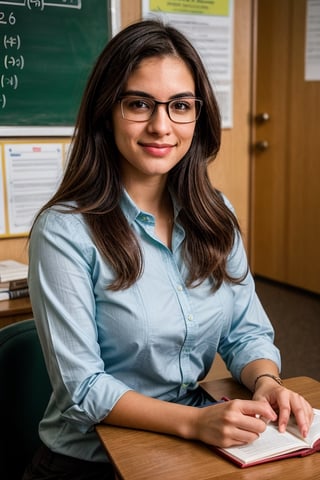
left=0, top=0, right=110, bottom=129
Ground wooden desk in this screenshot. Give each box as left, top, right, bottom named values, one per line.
left=96, top=377, right=320, bottom=480
left=0, top=297, right=32, bottom=328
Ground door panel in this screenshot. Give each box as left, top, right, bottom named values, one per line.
left=252, top=0, right=320, bottom=294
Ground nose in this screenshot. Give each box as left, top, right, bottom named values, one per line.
left=146, top=103, right=172, bottom=135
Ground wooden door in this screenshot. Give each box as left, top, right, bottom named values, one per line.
left=251, top=0, right=320, bottom=294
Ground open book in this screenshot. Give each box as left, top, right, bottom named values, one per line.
left=215, top=408, right=320, bottom=468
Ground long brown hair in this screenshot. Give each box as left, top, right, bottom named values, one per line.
left=32, top=19, right=244, bottom=291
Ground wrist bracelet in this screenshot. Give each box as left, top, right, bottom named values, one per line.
left=253, top=373, right=283, bottom=391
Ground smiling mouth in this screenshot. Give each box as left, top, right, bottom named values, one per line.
left=139, top=142, right=175, bottom=148
left=139, top=142, right=176, bottom=156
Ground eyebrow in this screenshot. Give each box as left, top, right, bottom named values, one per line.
left=121, top=90, right=196, bottom=100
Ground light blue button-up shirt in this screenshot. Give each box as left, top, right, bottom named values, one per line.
left=29, top=190, right=280, bottom=462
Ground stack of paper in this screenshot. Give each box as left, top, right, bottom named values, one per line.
left=0, top=260, right=29, bottom=301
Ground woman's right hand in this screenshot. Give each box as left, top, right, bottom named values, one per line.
left=105, top=390, right=276, bottom=449
left=191, top=399, right=278, bottom=448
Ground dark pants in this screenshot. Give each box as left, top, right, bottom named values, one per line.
left=22, top=443, right=115, bottom=480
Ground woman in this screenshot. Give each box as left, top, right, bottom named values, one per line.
left=23, top=19, right=313, bottom=479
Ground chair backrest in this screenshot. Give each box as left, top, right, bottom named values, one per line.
left=0, top=319, right=52, bottom=480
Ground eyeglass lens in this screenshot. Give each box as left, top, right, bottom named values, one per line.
left=120, top=96, right=202, bottom=123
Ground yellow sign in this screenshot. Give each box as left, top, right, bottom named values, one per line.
left=149, top=0, right=229, bottom=16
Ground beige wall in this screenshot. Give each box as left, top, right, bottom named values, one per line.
left=2, top=0, right=253, bottom=267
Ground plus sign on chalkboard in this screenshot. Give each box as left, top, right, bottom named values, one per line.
left=0, top=0, right=110, bottom=131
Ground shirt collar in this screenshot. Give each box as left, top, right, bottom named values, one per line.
left=120, top=188, right=181, bottom=225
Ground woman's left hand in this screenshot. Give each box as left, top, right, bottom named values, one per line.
left=253, top=382, right=314, bottom=438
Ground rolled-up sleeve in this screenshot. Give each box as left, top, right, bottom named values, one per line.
left=218, top=230, right=281, bottom=381
left=29, top=209, right=132, bottom=433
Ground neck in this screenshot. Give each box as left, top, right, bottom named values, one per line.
left=123, top=176, right=174, bottom=249
left=124, top=176, right=169, bottom=216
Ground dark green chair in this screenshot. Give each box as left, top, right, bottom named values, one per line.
left=0, top=319, right=52, bottom=480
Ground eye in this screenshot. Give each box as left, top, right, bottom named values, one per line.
left=170, top=99, right=193, bottom=113
left=125, top=97, right=153, bottom=112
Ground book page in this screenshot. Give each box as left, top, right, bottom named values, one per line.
left=286, top=408, right=320, bottom=447
left=221, top=408, right=320, bottom=465
left=222, top=425, right=308, bottom=464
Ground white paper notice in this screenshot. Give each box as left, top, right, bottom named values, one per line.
left=4, top=143, right=63, bottom=235
left=142, top=0, right=234, bottom=128
left=305, top=0, right=320, bottom=81
left=0, top=153, right=6, bottom=236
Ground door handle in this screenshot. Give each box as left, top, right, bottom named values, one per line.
left=255, top=112, right=270, bottom=123
left=254, top=140, right=269, bottom=151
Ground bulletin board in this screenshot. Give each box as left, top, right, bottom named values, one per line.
left=0, top=0, right=111, bottom=136
left=0, top=139, right=71, bottom=238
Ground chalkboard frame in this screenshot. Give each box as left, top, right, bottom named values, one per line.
left=0, top=0, right=120, bottom=137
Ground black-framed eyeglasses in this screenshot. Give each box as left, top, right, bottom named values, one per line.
left=118, top=96, right=203, bottom=124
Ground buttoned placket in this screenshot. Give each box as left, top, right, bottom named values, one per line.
left=174, top=281, right=199, bottom=396
left=136, top=210, right=198, bottom=397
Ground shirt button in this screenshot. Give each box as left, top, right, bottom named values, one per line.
left=177, top=285, right=183, bottom=291
left=187, top=314, right=193, bottom=321
left=182, top=383, right=189, bottom=388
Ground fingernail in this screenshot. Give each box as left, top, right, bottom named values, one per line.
left=262, top=417, right=271, bottom=424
